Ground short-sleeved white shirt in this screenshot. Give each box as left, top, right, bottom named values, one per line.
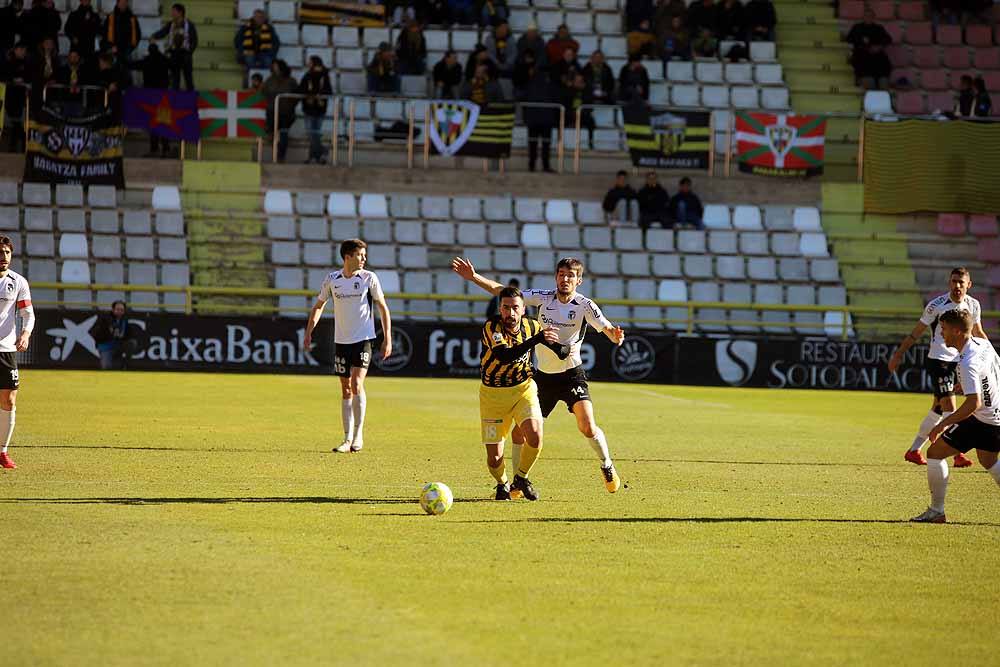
left=316, top=269, right=384, bottom=344
left=522, top=289, right=613, bottom=374
left=0, top=270, right=30, bottom=353
left=958, top=337, right=1000, bottom=425
left=920, top=293, right=982, bottom=362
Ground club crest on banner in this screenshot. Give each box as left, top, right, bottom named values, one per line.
left=651, top=111, right=687, bottom=155
left=429, top=101, right=479, bottom=156
left=767, top=124, right=794, bottom=159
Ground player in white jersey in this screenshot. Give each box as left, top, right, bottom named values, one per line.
left=304, top=239, right=392, bottom=453
left=888, top=267, right=985, bottom=468
left=0, top=236, right=34, bottom=469
left=911, top=309, right=1000, bottom=523
left=453, top=256, right=626, bottom=493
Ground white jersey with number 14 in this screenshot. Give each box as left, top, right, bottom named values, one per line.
left=521, top=289, right=612, bottom=374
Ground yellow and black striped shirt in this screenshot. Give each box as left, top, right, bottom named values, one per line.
left=480, top=316, right=543, bottom=387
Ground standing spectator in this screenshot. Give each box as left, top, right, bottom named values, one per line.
left=35, top=37, right=59, bottom=90
left=846, top=8, right=892, bottom=90
left=20, top=0, right=61, bottom=49
left=235, top=9, right=280, bottom=72
left=692, top=28, right=718, bottom=58
left=954, top=74, right=975, bottom=116
left=973, top=76, right=992, bottom=117
left=512, top=47, right=536, bottom=95
left=395, top=19, right=427, bottom=75
left=625, top=0, right=653, bottom=31
left=0, top=0, right=23, bottom=58
left=367, top=41, right=401, bottom=93
left=460, top=62, right=503, bottom=105
left=562, top=71, right=594, bottom=146
left=516, top=23, right=548, bottom=70
left=93, top=301, right=136, bottom=370
left=659, top=15, right=691, bottom=61
left=56, top=48, right=87, bottom=115
left=545, top=24, right=579, bottom=66
left=94, top=52, right=128, bottom=107
left=670, top=177, right=705, bottom=229
left=518, top=58, right=557, bottom=172
left=486, top=278, right=519, bottom=317
left=627, top=18, right=657, bottom=59
left=263, top=59, right=297, bottom=162
left=464, top=44, right=498, bottom=80
left=129, top=42, right=171, bottom=156
left=602, top=170, right=637, bottom=224
left=102, top=0, right=141, bottom=65
left=653, top=0, right=687, bottom=38
left=298, top=55, right=332, bottom=164
left=716, top=0, right=746, bottom=42
left=448, top=0, right=476, bottom=25
left=745, top=0, right=776, bottom=41
left=433, top=50, right=463, bottom=98
left=65, top=0, right=102, bottom=63
left=583, top=50, right=615, bottom=106
left=152, top=3, right=198, bottom=91
left=687, top=0, right=719, bottom=36
left=637, top=171, right=671, bottom=229
left=618, top=54, right=650, bottom=102
left=485, top=21, right=517, bottom=78
left=3, top=43, right=32, bottom=153
left=477, top=0, right=508, bottom=27
left=550, top=45, right=580, bottom=86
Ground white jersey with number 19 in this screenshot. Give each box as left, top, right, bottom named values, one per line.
left=958, top=337, right=1000, bottom=426
left=522, top=289, right=613, bottom=374
left=316, top=270, right=384, bottom=345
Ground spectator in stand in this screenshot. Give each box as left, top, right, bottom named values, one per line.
left=102, top=0, right=141, bottom=65
left=235, top=9, right=280, bottom=72
left=659, top=15, right=691, bottom=61
left=129, top=42, right=171, bottom=156
left=545, top=25, right=579, bottom=67
left=94, top=52, right=128, bottom=107
left=745, top=0, right=776, bottom=41
left=931, top=0, right=961, bottom=26
left=583, top=50, right=615, bottom=106
left=954, top=74, right=975, bottom=116
left=263, top=59, right=297, bottom=162
left=625, top=0, right=654, bottom=31
left=692, top=28, right=718, bottom=57
left=423, top=0, right=451, bottom=24
left=367, top=41, right=401, bottom=93
left=550, top=45, right=580, bottom=86
left=477, top=0, right=508, bottom=27
left=56, top=48, right=87, bottom=115
left=716, top=0, right=746, bottom=42
left=460, top=61, right=503, bottom=105
left=433, top=50, right=463, bottom=98
left=93, top=301, right=136, bottom=370
left=3, top=42, right=32, bottom=152
left=973, top=76, right=992, bottom=117
left=485, top=21, right=517, bottom=78
left=65, top=0, right=102, bottom=63
left=846, top=8, right=892, bottom=90
left=448, top=0, right=477, bottom=25
left=627, top=19, right=658, bottom=59
left=249, top=71, right=263, bottom=92
left=36, top=37, right=59, bottom=89
left=602, top=170, right=637, bottom=224
left=516, top=23, right=548, bottom=71
left=637, top=171, right=671, bottom=230
left=299, top=55, right=333, bottom=165
left=562, top=71, right=594, bottom=146
left=152, top=3, right=198, bottom=91
left=464, top=44, right=498, bottom=80
left=20, top=0, right=61, bottom=50
left=687, top=0, right=719, bottom=37
left=0, top=0, right=23, bottom=58
left=618, top=54, right=650, bottom=102
left=395, top=19, right=427, bottom=75
left=653, top=0, right=687, bottom=40
left=518, top=54, right=557, bottom=172
left=512, top=47, right=536, bottom=95
left=670, top=177, right=705, bottom=229
left=961, top=0, right=992, bottom=25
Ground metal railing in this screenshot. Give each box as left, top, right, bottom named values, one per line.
left=41, top=83, right=109, bottom=109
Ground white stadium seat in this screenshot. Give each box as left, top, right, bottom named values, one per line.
left=264, top=190, right=293, bottom=214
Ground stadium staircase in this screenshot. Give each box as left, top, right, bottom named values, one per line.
left=774, top=0, right=863, bottom=182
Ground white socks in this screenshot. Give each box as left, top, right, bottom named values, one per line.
left=588, top=428, right=613, bottom=468
left=910, top=410, right=948, bottom=451
left=351, top=392, right=367, bottom=444
left=341, top=399, right=354, bottom=442
left=927, top=458, right=950, bottom=513
left=989, top=461, right=1000, bottom=488
left=0, top=408, right=13, bottom=453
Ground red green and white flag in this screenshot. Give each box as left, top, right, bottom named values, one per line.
left=197, top=89, right=267, bottom=138
left=735, top=112, right=826, bottom=177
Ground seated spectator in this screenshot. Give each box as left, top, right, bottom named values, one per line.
left=545, top=25, right=579, bottom=67
left=102, top=0, right=142, bottom=66
left=602, top=170, right=637, bottom=223
left=298, top=55, right=333, bottom=164
left=716, top=0, right=746, bottom=42
left=448, top=0, right=477, bottom=25
left=94, top=52, right=128, bottom=110
left=973, top=76, right=992, bottom=117
left=477, top=0, right=509, bottom=27
left=583, top=50, right=616, bottom=106
left=551, top=46, right=581, bottom=86
left=659, top=15, right=691, bottom=61
left=35, top=37, right=59, bottom=89
left=637, top=171, right=671, bottom=229
left=954, top=74, right=975, bottom=116
left=460, top=62, right=504, bottom=106
left=627, top=19, right=658, bottom=59
left=692, top=28, right=718, bottom=58
left=626, top=0, right=654, bottom=31
left=653, top=0, right=688, bottom=40
left=518, top=57, right=557, bottom=172
left=931, top=0, right=961, bottom=26
left=745, top=0, right=776, bottom=41
left=433, top=50, right=463, bottom=98
left=65, top=0, right=102, bottom=62
left=486, top=278, right=519, bottom=317
left=464, top=44, right=498, bottom=80
left=670, top=177, right=704, bottom=229
left=93, top=301, right=137, bottom=370
left=423, top=0, right=451, bottom=24
left=618, top=54, right=650, bottom=102
left=686, top=0, right=719, bottom=37
left=562, top=71, right=594, bottom=145
left=235, top=9, right=280, bottom=72
left=55, top=49, right=87, bottom=116
left=20, top=0, right=61, bottom=49
left=395, top=19, right=427, bottom=75
left=846, top=8, right=892, bottom=90
left=152, top=3, right=198, bottom=91
left=367, top=41, right=401, bottom=93
left=249, top=72, right=263, bottom=92
left=263, top=59, right=297, bottom=162
left=485, top=21, right=517, bottom=78
left=517, top=23, right=548, bottom=70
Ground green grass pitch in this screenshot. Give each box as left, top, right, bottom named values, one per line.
left=3, top=371, right=999, bottom=665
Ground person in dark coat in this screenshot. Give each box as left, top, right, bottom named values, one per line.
left=395, top=19, right=427, bottom=75
left=518, top=57, right=557, bottom=172
left=745, top=0, right=776, bottom=41
left=637, top=171, right=671, bottom=229
left=129, top=43, right=171, bottom=155
left=625, top=0, right=654, bottom=31
left=19, top=0, right=61, bottom=49
left=618, top=54, right=650, bottom=102
left=298, top=55, right=333, bottom=164
left=515, top=23, right=547, bottom=70
left=0, top=0, right=23, bottom=58
left=562, top=71, right=594, bottom=146
left=65, top=0, right=102, bottom=62
left=846, top=8, right=892, bottom=90
left=366, top=41, right=400, bottom=93
left=972, top=76, right=992, bottom=117
left=669, top=177, right=705, bottom=229
left=152, top=3, right=198, bottom=91
left=2, top=42, right=33, bottom=152
left=102, top=0, right=142, bottom=65
left=602, top=170, right=637, bottom=223
left=432, top=50, right=463, bottom=98
left=686, top=0, right=719, bottom=36
left=55, top=48, right=88, bottom=115
left=92, top=301, right=137, bottom=370
left=582, top=50, right=615, bottom=106
left=262, top=58, right=297, bottom=161
left=716, top=0, right=746, bottom=41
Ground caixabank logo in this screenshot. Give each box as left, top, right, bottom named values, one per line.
left=611, top=337, right=655, bottom=381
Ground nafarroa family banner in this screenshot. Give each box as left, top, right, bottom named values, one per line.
left=735, top=112, right=827, bottom=177
left=24, top=105, right=125, bottom=187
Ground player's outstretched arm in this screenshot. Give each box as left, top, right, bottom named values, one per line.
left=888, top=322, right=927, bottom=373
left=929, top=393, right=979, bottom=442
left=451, top=257, right=504, bottom=296
left=603, top=325, right=625, bottom=347
left=302, top=298, right=326, bottom=350
left=376, top=296, right=392, bottom=360
left=16, top=302, right=33, bottom=352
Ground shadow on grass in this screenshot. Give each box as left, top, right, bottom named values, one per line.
left=449, top=516, right=1000, bottom=527
left=0, top=496, right=420, bottom=506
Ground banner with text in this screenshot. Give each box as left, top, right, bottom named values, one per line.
left=735, top=112, right=826, bottom=177
left=24, top=106, right=125, bottom=187
left=623, top=102, right=711, bottom=170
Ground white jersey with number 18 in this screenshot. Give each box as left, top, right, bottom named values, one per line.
left=521, top=289, right=613, bottom=374
left=958, top=337, right=1000, bottom=426
left=317, top=269, right=384, bottom=345
left=919, top=293, right=982, bottom=362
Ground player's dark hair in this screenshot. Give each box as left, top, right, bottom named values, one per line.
left=939, top=308, right=973, bottom=333
left=340, top=238, right=367, bottom=259
left=508, top=278, right=520, bottom=288
left=950, top=266, right=971, bottom=280
left=616, top=170, right=627, bottom=178
left=0, top=236, right=13, bottom=253
left=111, top=300, right=126, bottom=311
left=556, top=256, right=585, bottom=277
left=498, top=286, right=523, bottom=302
left=679, top=177, right=692, bottom=186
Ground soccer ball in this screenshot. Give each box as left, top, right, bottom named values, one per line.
left=419, top=482, right=454, bottom=516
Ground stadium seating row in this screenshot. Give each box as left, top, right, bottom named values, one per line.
left=839, top=0, right=1000, bottom=25
left=13, top=232, right=188, bottom=262
left=0, top=182, right=117, bottom=208
left=936, top=213, right=999, bottom=237
left=887, top=44, right=1000, bottom=69
left=0, top=208, right=184, bottom=235
left=879, top=22, right=1000, bottom=48
left=892, top=68, right=1000, bottom=91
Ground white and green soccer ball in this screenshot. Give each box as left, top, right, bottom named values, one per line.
left=419, top=482, right=454, bottom=516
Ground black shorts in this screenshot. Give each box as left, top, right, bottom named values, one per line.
left=941, top=416, right=1000, bottom=453
left=333, top=339, right=374, bottom=377
left=0, top=352, right=18, bottom=390
left=534, top=367, right=591, bottom=418
left=925, top=358, right=959, bottom=399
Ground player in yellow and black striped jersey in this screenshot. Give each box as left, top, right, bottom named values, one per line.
left=478, top=286, right=562, bottom=501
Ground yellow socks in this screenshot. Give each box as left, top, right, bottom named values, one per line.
left=489, top=459, right=508, bottom=485
left=517, top=443, right=541, bottom=478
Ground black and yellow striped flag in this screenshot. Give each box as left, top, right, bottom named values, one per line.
left=429, top=101, right=514, bottom=159
left=623, top=101, right=710, bottom=170
left=299, top=1, right=385, bottom=26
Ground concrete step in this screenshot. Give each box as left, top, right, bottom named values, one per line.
left=780, top=46, right=852, bottom=68
left=778, top=37, right=851, bottom=51
left=790, top=92, right=862, bottom=113
left=185, top=4, right=235, bottom=21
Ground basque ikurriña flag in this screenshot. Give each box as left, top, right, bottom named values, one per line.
left=735, top=112, right=826, bottom=177
left=198, top=89, right=267, bottom=138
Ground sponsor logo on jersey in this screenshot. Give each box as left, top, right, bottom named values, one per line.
left=375, top=329, right=413, bottom=372
left=715, top=339, right=758, bottom=386
left=612, top=337, right=655, bottom=381
left=568, top=310, right=576, bottom=320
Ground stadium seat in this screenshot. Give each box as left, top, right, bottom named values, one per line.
left=551, top=226, right=581, bottom=250
left=465, top=247, right=492, bottom=271
left=583, top=227, right=613, bottom=250
left=976, top=239, right=1000, bottom=263
left=771, top=232, right=799, bottom=256
left=840, top=0, right=865, bottom=20
left=920, top=69, right=949, bottom=91
left=708, top=230, right=738, bottom=254
left=911, top=45, right=939, bottom=68
left=824, top=311, right=855, bottom=338
left=730, top=86, right=759, bottom=109
left=158, top=238, right=187, bottom=261
left=521, top=224, right=551, bottom=248
left=974, top=47, right=1000, bottom=70
left=484, top=197, right=513, bottom=222
left=543, top=200, right=574, bottom=224
left=696, top=62, right=724, bottom=83
left=792, top=207, right=822, bottom=232
left=747, top=257, right=778, bottom=281
left=125, top=236, right=155, bottom=260
left=155, top=212, right=184, bottom=236
left=514, top=198, right=544, bottom=223
left=152, top=186, right=181, bottom=211
left=22, top=182, right=50, bottom=206
left=359, top=193, right=388, bottom=218
left=716, top=256, right=746, bottom=280
left=577, top=202, right=604, bottom=225
left=904, top=22, right=933, bottom=45
left=295, top=192, right=324, bottom=215
left=271, top=241, right=300, bottom=264
left=621, top=253, right=650, bottom=276
left=25, top=207, right=52, bottom=230
left=739, top=231, right=769, bottom=255
left=301, top=217, right=330, bottom=241
left=944, top=47, right=970, bottom=69
left=677, top=230, right=707, bottom=254
left=489, top=223, right=519, bottom=247
left=275, top=267, right=304, bottom=291
left=667, top=61, right=695, bottom=82
left=897, top=1, right=924, bottom=20
left=55, top=184, right=83, bottom=207
left=778, top=258, right=809, bottom=281
left=399, top=246, right=429, bottom=269
left=703, top=205, right=731, bottom=229
left=390, top=194, right=419, bottom=219
left=588, top=251, right=618, bottom=275
left=671, top=85, right=700, bottom=107
left=966, top=24, right=994, bottom=48
left=595, top=278, right=625, bottom=300
left=336, top=48, right=364, bottom=70
left=683, top=255, right=713, bottom=279
left=970, top=215, right=999, bottom=237
left=760, top=87, right=789, bottom=109
left=645, top=229, right=673, bottom=252
left=301, top=24, right=328, bottom=46
left=0, top=182, right=16, bottom=205
left=123, top=211, right=152, bottom=235
left=264, top=190, right=293, bottom=214
left=58, top=233, right=88, bottom=258
left=864, top=90, right=893, bottom=114
left=492, top=248, right=522, bottom=272
left=331, top=219, right=360, bottom=241
left=457, top=222, right=487, bottom=246
left=393, top=221, right=422, bottom=245
left=526, top=249, right=556, bottom=273
left=60, top=259, right=90, bottom=284
left=725, top=63, right=753, bottom=84
left=614, top=228, right=644, bottom=251
left=895, top=90, right=926, bottom=115
left=94, top=261, right=123, bottom=285
left=799, top=232, right=830, bottom=257
left=0, top=207, right=16, bottom=231
left=749, top=41, right=776, bottom=61
left=936, top=212, right=966, bottom=235
left=754, top=64, right=783, bottom=86
left=818, top=286, right=848, bottom=307
left=732, top=206, right=762, bottom=230
left=301, top=242, right=332, bottom=266
left=652, top=254, right=682, bottom=278
left=927, top=91, right=956, bottom=112
left=91, top=210, right=119, bottom=233
left=327, top=192, right=356, bottom=217
left=452, top=197, right=481, bottom=221
left=937, top=25, right=962, bottom=46
left=650, top=82, right=669, bottom=106
left=810, top=258, right=841, bottom=282
left=627, top=279, right=657, bottom=301
left=91, top=235, right=120, bottom=259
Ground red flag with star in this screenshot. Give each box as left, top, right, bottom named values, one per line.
left=123, top=88, right=202, bottom=142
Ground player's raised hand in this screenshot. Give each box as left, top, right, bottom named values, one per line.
left=608, top=326, right=625, bottom=346
left=541, top=326, right=560, bottom=345
left=15, top=331, right=29, bottom=352
left=451, top=257, right=475, bottom=280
